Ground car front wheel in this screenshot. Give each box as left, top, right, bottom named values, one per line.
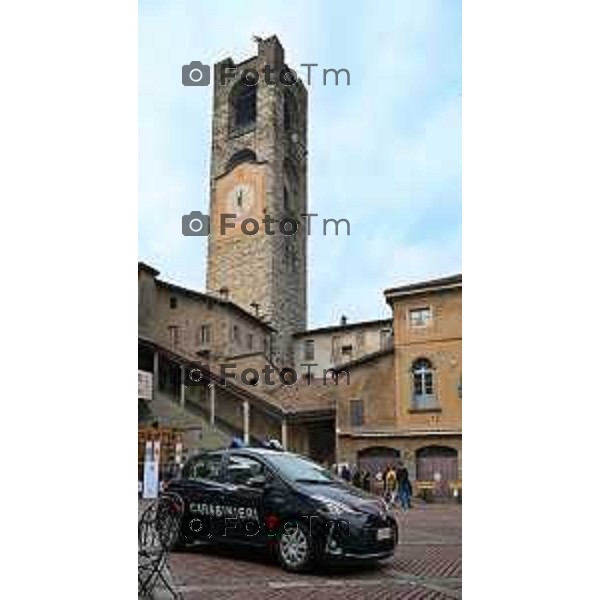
left=276, top=521, right=314, bottom=572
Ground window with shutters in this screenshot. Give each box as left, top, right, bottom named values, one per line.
left=350, top=399, right=364, bottom=427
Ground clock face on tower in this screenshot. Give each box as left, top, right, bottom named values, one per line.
left=228, top=183, right=255, bottom=216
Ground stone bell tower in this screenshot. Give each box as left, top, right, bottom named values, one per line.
left=206, top=35, right=308, bottom=366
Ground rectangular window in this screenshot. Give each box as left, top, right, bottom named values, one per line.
left=409, top=307, right=432, bottom=328
left=231, top=324, right=240, bottom=344
left=168, top=325, right=180, bottom=348
left=350, top=399, right=364, bottom=427
left=225, top=455, right=267, bottom=486
left=413, top=360, right=436, bottom=409
left=304, top=339, right=315, bottom=361
left=414, top=373, right=433, bottom=396
left=247, top=333, right=253, bottom=350
left=197, top=324, right=211, bottom=345
left=341, top=344, right=353, bottom=355
left=169, top=297, right=177, bottom=309
left=184, top=453, right=223, bottom=482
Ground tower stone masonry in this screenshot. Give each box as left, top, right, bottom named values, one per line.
left=206, top=35, right=308, bottom=366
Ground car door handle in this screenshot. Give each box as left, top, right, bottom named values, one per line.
left=223, top=484, right=239, bottom=492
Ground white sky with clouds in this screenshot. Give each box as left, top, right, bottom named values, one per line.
left=139, top=0, right=462, bottom=328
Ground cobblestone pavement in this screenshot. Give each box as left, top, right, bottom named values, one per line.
left=162, top=503, right=462, bottom=599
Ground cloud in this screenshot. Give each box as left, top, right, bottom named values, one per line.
left=307, top=228, right=461, bottom=327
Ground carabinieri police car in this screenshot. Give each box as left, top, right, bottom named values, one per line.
left=165, top=446, right=398, bottom=572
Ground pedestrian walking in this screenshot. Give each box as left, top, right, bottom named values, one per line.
left=352, top=467, right=362, bottom=488
left=373, top=469, right=384, bottom=496
left=362, top=469, right=371, bottom=492
left=341, top=464, right=351, bottom=482
left=396, top=462, right=411, bottom=510
left=385, top=464, right=398, bottom=505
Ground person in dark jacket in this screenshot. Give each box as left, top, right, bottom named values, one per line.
left=351, top=468, right=362, bottom=488
left=229, top=436, right=245, bottom=448
left=341, top=464, right=351, bottom=482
left=396, top=463, right=412, bottom=510
left=362, top=469, right=372, bottom=492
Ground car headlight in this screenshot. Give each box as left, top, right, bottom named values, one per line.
left=314, top=496, right=361, bottom=516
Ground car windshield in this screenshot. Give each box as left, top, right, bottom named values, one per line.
left=266, top=453, right=337, bottom=483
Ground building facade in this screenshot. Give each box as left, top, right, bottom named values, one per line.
left=206, top=35, right=308, bottom=366
left=335, top=275, right=462, bottom=495
left=293, top=317, right=393, bottom=380
left=138, top=261, right=334, bottom=463
left=139, top=262, right=274, bottom=361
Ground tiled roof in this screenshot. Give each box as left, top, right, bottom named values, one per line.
left=292, top=318, right=392, bottom=338
left=333, top=347, right=394, bottom=373
left=138, top=260, right=276, bottom=332
left=384, top=274, right=461, bottom=299
left=262, top=380, right=336, bottom=415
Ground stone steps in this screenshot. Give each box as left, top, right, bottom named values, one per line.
left=145, top=391, right=231, bottom=452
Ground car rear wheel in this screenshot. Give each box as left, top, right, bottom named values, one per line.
left=276, top=521, right=314, bottom=572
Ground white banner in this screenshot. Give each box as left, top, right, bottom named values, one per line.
left=175, top=442, right=183, bottom=465
left=138, top=370, right=153, bottom=400
left=142, top=440, right=160, bottom=499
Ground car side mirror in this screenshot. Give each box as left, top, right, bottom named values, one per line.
left=247, top=474, right=267, bottom=488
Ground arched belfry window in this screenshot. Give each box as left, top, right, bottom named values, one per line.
left=412, top=358, right=436, bottom=410
left=230, top=79, right=256, bottom=130
left=226, top=149, right=257, bottom=172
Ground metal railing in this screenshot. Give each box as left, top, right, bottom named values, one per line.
left=411, top=394, right=439, bottom=410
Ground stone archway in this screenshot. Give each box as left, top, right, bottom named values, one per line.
left=416, top=445, right=459, bottom=497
